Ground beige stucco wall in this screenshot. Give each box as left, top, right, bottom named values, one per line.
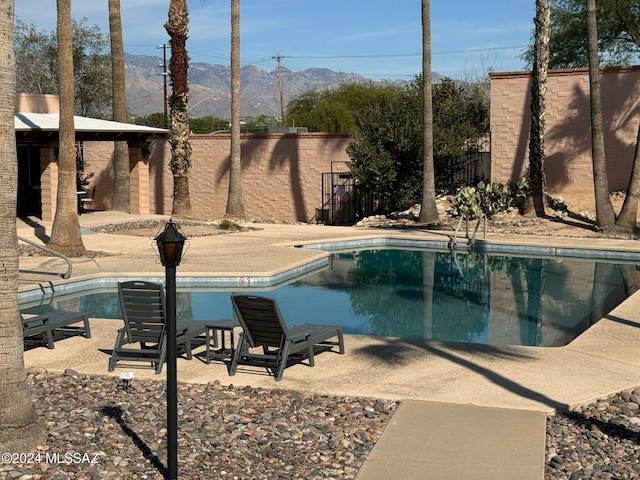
left=81, top=66, right=640, bottom=219
left=16, top=93, right=59, bottom=113
left=490, top=65, right=640, bottom=193
left=83, top=133, right=352, bottom=221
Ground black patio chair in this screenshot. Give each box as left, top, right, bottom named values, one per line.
left=22, top=310, right=92, bottom=349
left=108, top=280, right=208, bottom=374
left=229, top=294, right=345, bottom=381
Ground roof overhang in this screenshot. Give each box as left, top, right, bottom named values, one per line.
left=14, top=113, right=169, bottom=143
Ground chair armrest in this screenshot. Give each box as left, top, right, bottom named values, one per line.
left=23, top=317, right=49, bottom=329
left=288, top=332, right=311, bottom=343
left=175, top=322, right=193, bottom=336
left=114, top=327, right=127, bottom=346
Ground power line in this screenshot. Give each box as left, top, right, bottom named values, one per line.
left=130, top=43, right=527, bottom=79
left=288, top=45, right=526, bottom=60
left=145, top=44, right=526, bottom=65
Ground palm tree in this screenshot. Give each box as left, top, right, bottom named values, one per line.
left=48, top=0, right=87, bottom=256
left=225, top=0, right=245, bottom=217
left=418, top=0, right=439, bottom=224
left=526, top=0, right=551, bottom=217
left=613, top=0, right=640, bottom=232
left=616, top=126, right=640, bottom=231
left=109, top=0, right=130, bottom=213
left=165, top=0, right=193, bottom=217
left=0, top=0, right=43, bottom=451
left=587, top=0, right=616, bottom=229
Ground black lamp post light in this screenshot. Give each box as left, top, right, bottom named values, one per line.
left=154, top=219, right=187, bottom=480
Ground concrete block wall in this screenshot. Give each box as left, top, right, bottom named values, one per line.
left=39, top=144, right=58, bottom=222
left=490, top=65, right=640, bottom=194
left=84, top=133, right=352, bottom=221
left=81, top=141, right=113, bottom=212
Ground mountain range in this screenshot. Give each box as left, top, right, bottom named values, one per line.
left=124, top=53, right=413, bottom=119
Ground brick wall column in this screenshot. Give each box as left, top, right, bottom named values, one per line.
left=128, top=142, right=150, bottom=214
left=39, top=143, right=58, bottom=221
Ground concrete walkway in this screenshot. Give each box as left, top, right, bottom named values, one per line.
left=357, top=401, right=546, bottom=480
left=17, top=212, right=640, bottom=480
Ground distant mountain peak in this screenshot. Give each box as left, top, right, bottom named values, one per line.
left=124, top=53, right=408, bottom=118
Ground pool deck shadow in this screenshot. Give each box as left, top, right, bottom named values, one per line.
left=17, top=211, right=640, bottom=480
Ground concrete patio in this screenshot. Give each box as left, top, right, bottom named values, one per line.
left=17, top=211, right=640, bottom=479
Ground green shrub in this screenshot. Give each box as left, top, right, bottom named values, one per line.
left=218, top=219, right=241, bottom=231
left=451, top=177, right=529, bottom=219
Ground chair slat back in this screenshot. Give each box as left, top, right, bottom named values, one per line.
left=119, top=281, right=166, bottom=344
left=231, top=294, right=290, bottom=348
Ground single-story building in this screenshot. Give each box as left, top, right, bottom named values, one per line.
left=15, top=93, right=168, bottom=221
left=16, top=92, right=353, bottom=223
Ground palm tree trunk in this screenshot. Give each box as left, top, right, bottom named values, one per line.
left=165, top=0, right=193, bottom=217
left=0, top=0, right=43, bottom=451
left=526, top=0, right=550, bottom=217
left=587, top=0, right=616, bottom=229
left=615, top=124, right=640, bottom=231
left=418, top=0, right=440, bottom=224
left=109, top=0, right=131, bottom=213
left=48, top=0, right=87, bottom=256
left=226, top=0, right=245, bottom=217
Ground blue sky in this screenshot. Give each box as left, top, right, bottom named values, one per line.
left=15, top=0, right=535, bottom=81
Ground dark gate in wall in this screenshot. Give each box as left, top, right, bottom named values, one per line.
left=318, top=165, right=390, bottom=226
left=319, top=171, right=357, bottom=225
left=317, top=141, right=494, bottom=224
left=449, top=136, right=492, bottom=190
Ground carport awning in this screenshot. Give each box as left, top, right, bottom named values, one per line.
left=15, top=112, right=168, bottom=142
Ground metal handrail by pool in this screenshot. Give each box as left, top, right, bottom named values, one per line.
left=18, top=236, right=72, bottom=279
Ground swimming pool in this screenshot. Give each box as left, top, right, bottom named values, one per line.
left=20, top=247, right=639, bottom=347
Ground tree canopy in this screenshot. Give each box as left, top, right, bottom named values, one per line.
left=522, top=0, right=640, bottom=68
left=286, top=82, right=404, bottom=135
left=347, top=76, right=489, bottom=211
left=15, top=17, right=111, bottom=117
left=189, top=115, right=229, bottom=134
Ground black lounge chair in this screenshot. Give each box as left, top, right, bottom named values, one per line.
left=229, top=294, right=345, bottom=381
left=108, top=280, right=208, bottom=375
left=22, top=310, right=92, bottom=349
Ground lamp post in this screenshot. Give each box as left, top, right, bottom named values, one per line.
left=154, top=219, right=187, bottom=480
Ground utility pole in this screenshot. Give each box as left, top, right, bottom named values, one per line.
left=272, top=53, right=287, bottom=126
left=157, top=44, right=169, bottom=128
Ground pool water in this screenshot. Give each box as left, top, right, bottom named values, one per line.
left=20, top=248, right=640, bottom=347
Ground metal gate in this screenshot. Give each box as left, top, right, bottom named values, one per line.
left=319, top=172, right=356, bottom=225
left=448, top=135, right=491, bottom=191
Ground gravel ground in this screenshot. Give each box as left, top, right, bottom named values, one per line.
left=0, top=372, right=638, bottom=479
left=0, top=372, right=396, bottom=480
left=545, top=388, right=640, bottom=480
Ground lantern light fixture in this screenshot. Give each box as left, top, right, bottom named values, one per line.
left=154, top=219, right=187, bottom=268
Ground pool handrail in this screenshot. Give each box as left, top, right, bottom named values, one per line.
left=451, top=213, right=487, bottom=249
left=18, top=235, right=72, bottom=279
